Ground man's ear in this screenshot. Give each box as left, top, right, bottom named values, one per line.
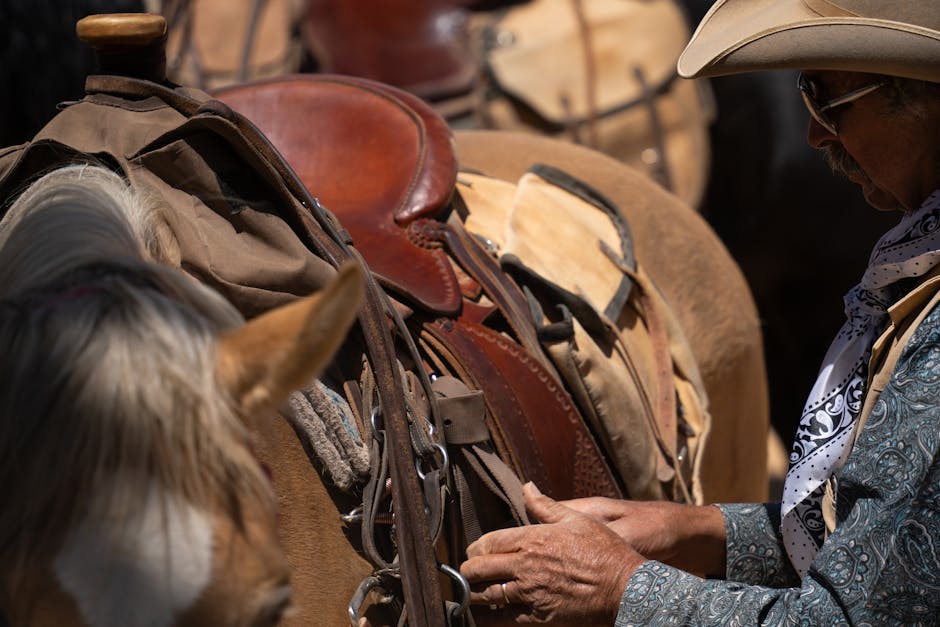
left=216, top=261, right=366, bottom=415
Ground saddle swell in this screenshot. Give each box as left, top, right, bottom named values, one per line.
left=214, top=73, right=463, bottom=315
left=214, top=73, right=622, bottom=500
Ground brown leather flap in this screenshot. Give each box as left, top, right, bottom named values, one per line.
left=426, top=317, right=622, bottom=500
left=214, top=74, right=463, bottom=314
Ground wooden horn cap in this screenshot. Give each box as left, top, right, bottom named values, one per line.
left=76, top=13, right=167, bottom=81
left=76, top=13, right=167, bottom=49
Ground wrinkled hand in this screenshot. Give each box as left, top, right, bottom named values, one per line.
left=561, top=497, right=726, bottom=577
left=460, top=483, right=645, bottom=625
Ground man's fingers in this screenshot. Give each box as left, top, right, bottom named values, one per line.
left=523, top=481, right=579, bottom=524
left=466, top=524, right=535, bottom=558
left=461, top=552, right=520, bottom=584
left=468, top=579, right=521, bottom=606
left=560, top=497, right=624, bottom=521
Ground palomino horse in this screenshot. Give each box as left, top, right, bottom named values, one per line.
left=0, top=13, right=768, bottom=625
left=0, top=165, right=366, bottom=625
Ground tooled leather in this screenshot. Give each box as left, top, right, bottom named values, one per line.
left=428, top=317, right=622, bottom=500
left=213, top=74, right=462, bottom=315
left=573, top=430, right=620, bottom=498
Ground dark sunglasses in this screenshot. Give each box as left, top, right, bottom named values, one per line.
left=797, top=72, right=885, bottom=135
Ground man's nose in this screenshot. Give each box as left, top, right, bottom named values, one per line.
left=806, top=115, right=836, bottom=148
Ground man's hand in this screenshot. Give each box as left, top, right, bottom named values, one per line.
left=460, top=483, right=645, bottom=625
left=561, top=497, right=727, bottom=577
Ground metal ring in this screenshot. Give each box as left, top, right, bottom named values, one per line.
left=439, top=563, right=470, bottom=617
left=415, top=442, right=449, bottom=481
left=370, top=405, right=383, bottom=443
left=340, top=505, right=363, bottom=525
left=348, top=576, right=384, bottom=627
left=501, top=582, right=510, bottom=607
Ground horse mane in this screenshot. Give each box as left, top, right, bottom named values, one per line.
left=0, top=165, right=272, bottom=581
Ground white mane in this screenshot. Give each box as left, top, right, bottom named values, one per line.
left=0, top=165, right=272, bottom=593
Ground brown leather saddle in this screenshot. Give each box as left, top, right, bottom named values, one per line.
left=213, top=74, right=622, bottom=500
left=300, top=0, right=478, bottom=101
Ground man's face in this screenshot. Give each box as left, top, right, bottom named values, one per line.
left=803, top=70, right=940, bottom=213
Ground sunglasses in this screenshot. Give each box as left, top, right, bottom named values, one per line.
left=797, top=73, right=886, bottom=135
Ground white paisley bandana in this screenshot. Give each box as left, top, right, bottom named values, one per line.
left=782, top=189, right=940, bottom=576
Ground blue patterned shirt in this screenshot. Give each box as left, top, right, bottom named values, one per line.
left=616, top=302, right=940, bottom=625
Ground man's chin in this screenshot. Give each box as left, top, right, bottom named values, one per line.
left=859, top=183, right=904, bottom=213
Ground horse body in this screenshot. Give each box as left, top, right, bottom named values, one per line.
left=182, top=126, right=770, bottom=627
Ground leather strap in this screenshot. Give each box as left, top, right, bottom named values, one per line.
left=433, top=376, right=529, bottom=548
left=436, top=217, right=551, bottom=370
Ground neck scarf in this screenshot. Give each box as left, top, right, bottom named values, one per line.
left=782, top=190, right=940, bottom=576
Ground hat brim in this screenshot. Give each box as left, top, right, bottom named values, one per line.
left=678, top=0, right=940, bottom=82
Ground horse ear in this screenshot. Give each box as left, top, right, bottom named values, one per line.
left=217, top=261, right=365, bottom=415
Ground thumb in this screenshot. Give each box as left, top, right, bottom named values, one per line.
left=524, top=482, right=577, bottom=525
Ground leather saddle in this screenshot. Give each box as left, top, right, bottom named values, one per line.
left=215, top=74, right=462, bottom=315
left=300, top=0, right=478, bottom=101
left=213, top=74, right=622, bottom=499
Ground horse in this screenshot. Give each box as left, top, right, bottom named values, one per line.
left=287, top=0, right=900, bottom=452
left=0, top=13, right=770, bottom=624
left=0, top=164, right=366, bottom=626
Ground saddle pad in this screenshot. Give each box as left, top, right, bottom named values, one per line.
left=475, top=0, right=713, bottom=208
left=459, top=166, right=711, bottom=501
left=164, top=0, right=303, bottom=88
left=484, top=0, right=691, bottom=123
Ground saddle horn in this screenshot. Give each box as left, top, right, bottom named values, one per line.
left=76, top=13, right=168, bottom=82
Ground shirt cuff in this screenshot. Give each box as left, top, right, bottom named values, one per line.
left=717, top=502, right=799, bottom=587
left=614, top=561, right=707, bottom=625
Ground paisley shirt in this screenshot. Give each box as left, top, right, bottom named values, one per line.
left=615, top=301, right=940, bottom=626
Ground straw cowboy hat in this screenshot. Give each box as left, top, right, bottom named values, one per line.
left=678, top=0, right=940, bottom=82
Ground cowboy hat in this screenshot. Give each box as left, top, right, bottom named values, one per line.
left=677, top=0, right=940, bottom=82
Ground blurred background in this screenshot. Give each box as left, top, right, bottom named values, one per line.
left=0, top=0, right=898, bottom=469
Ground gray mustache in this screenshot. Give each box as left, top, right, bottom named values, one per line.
left=822, top=144, right=866, bottom=181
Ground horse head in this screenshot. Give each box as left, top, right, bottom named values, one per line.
left=0, top=165, right=364, bottom=627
